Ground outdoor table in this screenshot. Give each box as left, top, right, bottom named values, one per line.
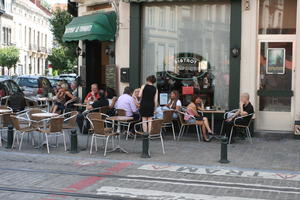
left=32, top=112, right=59, bottom=149
left=0, top=109, right=12, bottom=113
left=106, top=116, right=133, bottom=153
left=201, top=110, right=225, bottom=133
left=35, top=97, right=53, bottom=112
left=74, top=103, right=88, bottom=108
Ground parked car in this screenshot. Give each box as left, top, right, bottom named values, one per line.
left=0, top=78, right=26, bottom=111
left=15, top=75, right=53, bottom=97
left=59, top=73, right=77, bottom=84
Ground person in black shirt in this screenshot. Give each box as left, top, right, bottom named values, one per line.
left=223, top=93, right=254, bottom=138
left=76, top=91, right=109, bottom=134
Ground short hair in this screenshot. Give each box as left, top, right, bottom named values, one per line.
left=123, top=86, right=133, bottom=95
left=91, top=83, right=98, bottom=89
left=241, top=92, right=250, bottom=100
left=71, top=81, right=78, bottom=87
left=146, top=75, right=156, bottom=84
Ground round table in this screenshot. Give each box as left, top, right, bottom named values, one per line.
left=106, top=116, right=134, bottom=153
left=0, top=109, right=12, bottom=113
left=35, top=97, right=53, bottom=112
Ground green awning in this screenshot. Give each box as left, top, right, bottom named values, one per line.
left=62, top=11, right=116, bottom=42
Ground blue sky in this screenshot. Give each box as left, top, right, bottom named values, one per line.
left=45, top=0, right=67, bottom=4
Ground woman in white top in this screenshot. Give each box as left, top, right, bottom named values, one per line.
left=155, top=90, right=182, bottom=119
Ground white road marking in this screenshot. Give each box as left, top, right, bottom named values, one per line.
left=138, top=164, right=300, bottom=182
left=97, top=186, right=265, bottom=200
left=120, top=175, right=300, bottom=195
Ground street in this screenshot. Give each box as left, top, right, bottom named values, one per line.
left=0, top=143, right=300, bottom=200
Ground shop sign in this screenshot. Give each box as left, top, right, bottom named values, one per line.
left=266, top=48, right=285, bottom=75
left=175, top=57, right=199, bottom=71
left=65, top=25, right=93, bottom=33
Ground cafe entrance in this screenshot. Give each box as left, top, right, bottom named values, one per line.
left=256, top=39, right=295, bottom=131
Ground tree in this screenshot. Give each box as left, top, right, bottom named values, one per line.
left=47, top=46, right=76, bottom=74
left=49, top=9, right=77, bottom=74
left=0, top=46, right=20, bottom=75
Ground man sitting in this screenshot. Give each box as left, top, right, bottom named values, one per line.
left=115, top=87, right=138, bottom=118
left=223, top=93, right=254, bottom=138
left=77, top=90, right=109, bottom=134
left=84, top=83, right=100, bottom=104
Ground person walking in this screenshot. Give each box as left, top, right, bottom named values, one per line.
left=139, top=75, right=158, bottom=133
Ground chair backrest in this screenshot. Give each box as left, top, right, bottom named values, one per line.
left=177, top=111, right=187, bottom=125
left=27, top=108, right=44, bottom=120
left=90, top=119, right=106, bottom=135
left=10, top=115, right=21, bottom=130
left=116, top=109, right=126, bottom=116
left=8, top=94, right=26, bottom=112
left=49, top=117, right=64, bottom=133
left=150, top=119, right=163, bottom=135
left=162, top=110, right=174, bottom=123
left=2, top=113, right=12, bottom=127
left=64, top=111, right=78, bottom=128
left=244, top=113, right=254, bottom=127
left=99, top=106, right=110, bottom=115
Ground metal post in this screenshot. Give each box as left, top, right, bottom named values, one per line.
left=70, top=130, right=78, bottom=153
left=141, top=132, right=150, bottom=158
left=6, top=125, right=14, bottom=149
left=219, top=136, right=230, bottom=164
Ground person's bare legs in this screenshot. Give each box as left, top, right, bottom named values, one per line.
left=148, top=117, right=153, bottom=133
left=196, top=121, right=208, bottom=140
left=51, top=105, right=57, bottom=113
left=203, top=117, right=213, bottom=133
left=142, top=117, right=148, bottom=132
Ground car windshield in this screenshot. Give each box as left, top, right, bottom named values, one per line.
left=18, top=78, right=38, bottom=88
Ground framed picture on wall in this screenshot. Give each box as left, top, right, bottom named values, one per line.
left=266, top=48, right=285, bottom=75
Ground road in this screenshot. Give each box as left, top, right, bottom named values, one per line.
left=0, top=151, right=300, bottom=200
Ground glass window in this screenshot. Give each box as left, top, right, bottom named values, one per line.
left=141, top=1, right=231, bottom=109
left=259, top=0, right=297, bottom=34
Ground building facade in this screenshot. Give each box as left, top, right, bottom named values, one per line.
left=0, top=0, right=13, bottom=48
left=10, top=0, right=53, bottom=75
left=69, top=0, right=300, bottom=134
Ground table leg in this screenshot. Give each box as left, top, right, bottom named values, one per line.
left=211, top=113, right=215, bottom=133
left=107, top=121, right=128, bottom=153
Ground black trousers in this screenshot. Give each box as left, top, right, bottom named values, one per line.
left=76, top=113, right=90, bottom=135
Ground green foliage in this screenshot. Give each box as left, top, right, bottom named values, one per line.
left=49, top=9, right=77, bottom=74
left=47, top=47, right=76, bottom=74
left=0, top=46, right=20, bottom=70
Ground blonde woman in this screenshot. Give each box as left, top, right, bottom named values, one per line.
left=51, top=83, right=76, bottom=113
left=132, top=88, right=141, bottom=108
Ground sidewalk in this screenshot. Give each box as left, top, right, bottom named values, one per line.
left=1, top=132, right=299, bottom=172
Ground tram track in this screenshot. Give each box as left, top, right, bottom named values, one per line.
left=0, top=166, right=300, bottom=196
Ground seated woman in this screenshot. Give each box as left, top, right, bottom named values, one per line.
left=132, top=88, right=141, bottom=108
left=155, top=90, right=182, bottom=119
left=185, top=95, right=213, bottom=142
left=51, top=83, right=76, bottom=113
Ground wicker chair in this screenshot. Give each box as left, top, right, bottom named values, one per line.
left=134, top=119, right=165, bottom=154
left=11, top=115, right=36, bottom=150
left=0, top=106, right=13, bottom=147
left=99, top=106, right=110, bottom=115
left=60, top=111, right=79, bottom=130
left=177, top=111, right=202, bottom=142
left=162, top=110, right=176, bottom=140
left=116, top=109, right=126, bottom=116
left=26, top=108, right=46, bottom=129
left=89, top=119, right=116, bottom=156
left=38, top=117, right=66, bottom=153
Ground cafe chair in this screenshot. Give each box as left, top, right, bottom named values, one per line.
left=89, top=119, right=116, bottom=156
left=99, top=106, right=110, bottom=115
left=177, top=111, right=202, bottom=142
left=116, top=109, right=126, bottom=116
left=0, top=106, right=13, bottom=147
left=11, top=115, right=36, bottom=151
left=228, top=113, right=254, bottom=144
left=56, top=111, right=79, bottom=131
left=162, top=110, right=176, bottom=140
left=86, top=112, right=111, bottom=148
left=37, top=117, right=67, bottom=154
left=134, top=119, right=165, bottom=155
left=219, top=109, right=239, bottom=135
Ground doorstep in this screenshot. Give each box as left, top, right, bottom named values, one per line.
left=254, top=130, right=294, bottom=139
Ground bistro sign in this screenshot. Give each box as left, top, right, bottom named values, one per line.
left=65, top=25, right=93, bottom=33
left=175, top=57, right=199, bottom=71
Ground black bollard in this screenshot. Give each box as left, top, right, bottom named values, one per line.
left=70, top=130, right=79, bottom=153
left=141, top=132, right=150, bottom=158
left=219, top=136, right=230, bottom=164
left=6, top=125, right=14, bottom=149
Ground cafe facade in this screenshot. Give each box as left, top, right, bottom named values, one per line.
left=66, top=0, right=300, bottom=134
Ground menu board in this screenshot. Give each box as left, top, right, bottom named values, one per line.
left=266, top=48, right=285, bottom=75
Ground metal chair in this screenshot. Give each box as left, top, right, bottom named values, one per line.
left=37, top=117, right=67, bottom=154
left=11, top=115, right=36, bottom=151
left=99, top=106, right=110, bottom=115
left=89, top=119, right=116, bottom=156
left=177, top=111, right=202, bottom=142
left=134, top=119, right=165, bottom=154
left=162, top=110, right=176, bottom=140
left=26, top=108, right=47, bottom=129
left=219, top=109, right=239, bottom=135
left=228, top=113, right=254, bottom=144
left=116, top=108, right=126, bottom=116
